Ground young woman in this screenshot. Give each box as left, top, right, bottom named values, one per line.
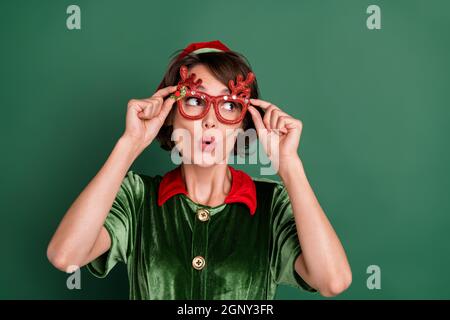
left=47, top=40, right=352, bottom=299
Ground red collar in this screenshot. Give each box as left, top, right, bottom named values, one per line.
left=157, top=165, right=257, bottom=215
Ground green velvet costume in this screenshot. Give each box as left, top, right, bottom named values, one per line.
left=87, top=165, right=317, bottom=299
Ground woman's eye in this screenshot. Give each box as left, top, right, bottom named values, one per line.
left=223, top=102, right=236, bottom=111
left=186, top=97, right=201, bottom=106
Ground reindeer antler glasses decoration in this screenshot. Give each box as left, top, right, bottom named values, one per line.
left=169, top=65, right=255, bottom=125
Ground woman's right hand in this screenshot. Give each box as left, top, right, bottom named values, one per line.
left=122, top=85, right=178, bottom=152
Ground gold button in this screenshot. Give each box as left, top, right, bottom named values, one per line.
left=197, top=208, right=210, bottom=222
left=192, top=256, right=206, bottom=270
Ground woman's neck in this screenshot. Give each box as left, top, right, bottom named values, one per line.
left=181, top=163, right=232, bottom=207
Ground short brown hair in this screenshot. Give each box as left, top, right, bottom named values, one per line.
left=155, top=50, right=263, bottom=155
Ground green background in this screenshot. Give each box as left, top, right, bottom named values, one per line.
left=1, top=0, right=449, bottom=299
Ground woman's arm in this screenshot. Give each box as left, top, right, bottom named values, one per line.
left=46, top=136, right=141, bottom=271
left=248, top=99, right=352, bottom=297
left=47, top=86, right=177, bottom=272
left=279, top=156, right=352, bottom=297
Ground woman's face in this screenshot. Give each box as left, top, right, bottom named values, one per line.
left=171, top=64, right=244, bottom=167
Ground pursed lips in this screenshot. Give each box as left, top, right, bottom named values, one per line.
left=201, top=136, right=216, bottom=152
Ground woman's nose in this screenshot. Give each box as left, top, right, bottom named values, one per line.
left=202, top=103, right=217, bottom=129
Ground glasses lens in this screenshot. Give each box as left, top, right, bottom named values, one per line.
left=218, top=99, right=244, bottom=121
left=181, top=95, right=207, bottom=117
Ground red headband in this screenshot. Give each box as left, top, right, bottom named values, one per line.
left=177, top=40, right=231, bottom=61
left=156, top=40, right=231, bottom=90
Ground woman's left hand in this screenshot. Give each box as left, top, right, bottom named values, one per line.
left=247, top=98, right=303, bottom=172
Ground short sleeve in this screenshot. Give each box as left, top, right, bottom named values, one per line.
left=269, top=182, right=317, bottom=293
left=86, top=170, right=144, bottom=278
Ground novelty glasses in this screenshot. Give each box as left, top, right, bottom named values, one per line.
left=170, top=65, right=255, bottom=125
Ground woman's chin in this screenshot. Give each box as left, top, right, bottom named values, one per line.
left=196, top=154, right=220, bottom=167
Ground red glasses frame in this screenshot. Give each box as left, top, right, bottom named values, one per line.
left=170, top=65, right=255, bottom=125
left=177, top=89, right=250, bottom=124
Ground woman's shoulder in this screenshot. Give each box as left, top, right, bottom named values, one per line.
left=119, top=170, right=165, bottom=206
left=114, top=170, right=161, bottom=198
left=250, top=175, right=289, bottom=210
left=252, top=176, right=283, bottom=185
left=252, top=176, right=285, bottom=192
left=125, top=170, right=163, bottom=188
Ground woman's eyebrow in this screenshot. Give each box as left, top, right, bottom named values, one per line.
left=197, top=85, right=230, bottom=94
